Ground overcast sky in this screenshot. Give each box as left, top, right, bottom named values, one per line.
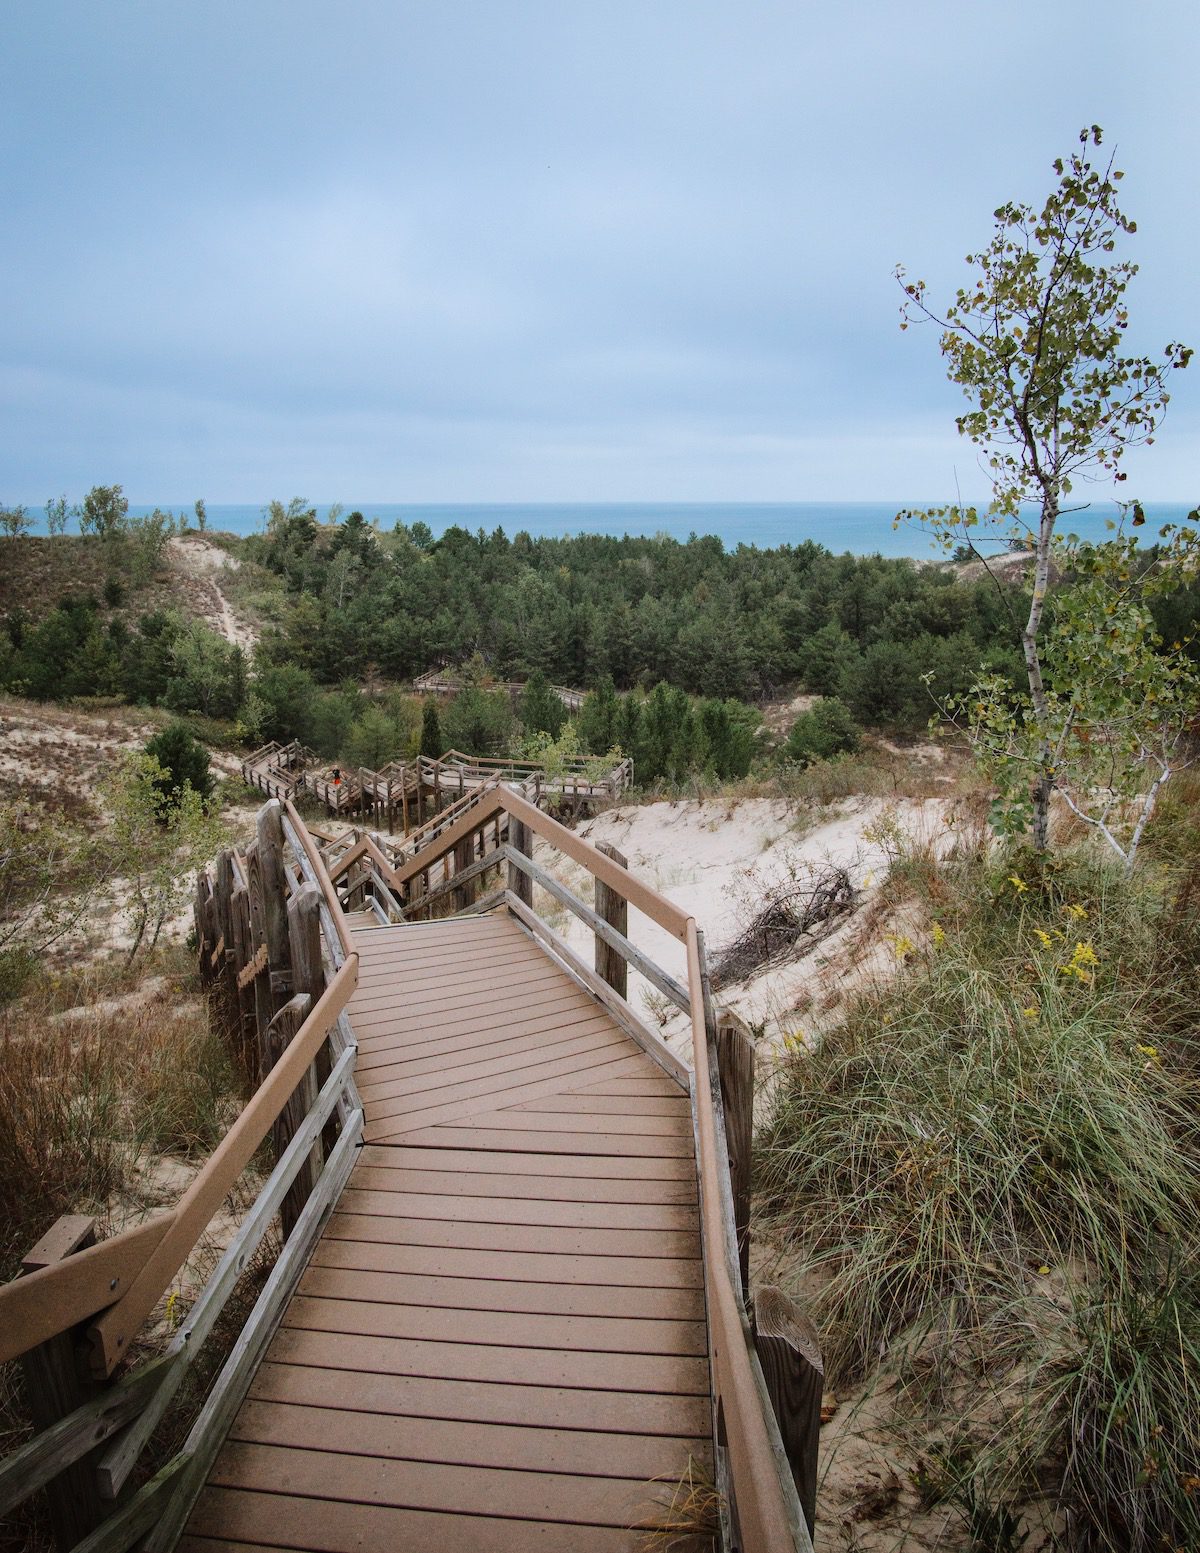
left=2, top=1, right=1198, bottom=505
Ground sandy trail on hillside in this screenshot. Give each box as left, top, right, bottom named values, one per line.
left=167, top=536, right=256, bottom=653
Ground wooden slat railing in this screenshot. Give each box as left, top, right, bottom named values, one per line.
left=2, top=784, right=815, bottom=1553
left=0, top=799, right=363, bottom=1553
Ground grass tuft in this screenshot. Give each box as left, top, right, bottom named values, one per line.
left=756, top=842, right=1200, bottom=1550
left=637, top=1455, right=721, bottom=1551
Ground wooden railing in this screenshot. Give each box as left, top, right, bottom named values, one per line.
left=0, top=800, right=362, bottom=1553
left=412, top=668, right=586, bottom=711
left=239, top=740, right=310, bottom=801
left=428, top=749, right=632, bottom=799
left=2, top=787, right=817, bottom=1553
left=247, top=745, right=628, bottom=828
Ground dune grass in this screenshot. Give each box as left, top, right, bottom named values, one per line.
left=0, top=945, right=238, bottom=1281
left=756, top=834, right=1200, bottom=1549
left=0, top=946, right=247, bottom=1552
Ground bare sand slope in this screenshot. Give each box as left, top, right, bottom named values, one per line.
left=535, top=793, right=954, bottom=1060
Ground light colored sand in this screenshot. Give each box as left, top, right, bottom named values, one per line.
left=534, top=793, right=954, bottom=1060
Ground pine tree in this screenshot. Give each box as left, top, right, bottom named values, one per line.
left=521, top=670, right=565, bottom=738
left=578, top=676, right=619, bottom=754
left=419, top=699, right=442, bottom=758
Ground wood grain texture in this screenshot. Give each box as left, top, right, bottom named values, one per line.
left=754, top=1284, right=824, bottom=1539
left=186, top=911, right=713, bottom=1553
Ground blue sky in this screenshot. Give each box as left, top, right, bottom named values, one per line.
left=2, top=1, right=1198, bottom=505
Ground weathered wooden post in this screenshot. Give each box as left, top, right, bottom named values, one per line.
left=230, top=885, right=257, bottom=1080
left=264, top=994, right=316, bottom=1242
left=193, top=871, right=213, bottom=986
left=453, top=832, right=477, bottom=912
left=287, top=883, right=326, bottom=1188
left=715, top=1008, right=754, bottom=1302
left=594, top=842, right=628, bottom=998
left=754, top=1286, right=824, bottom=1539
left=213, top=850, right=240, bottom=1033
left=18, top=1217, right=106, bottom=1551
left=244, top=840, right=275, bottom=1055
left=256, top=800, right=293, bottom=1018
left=508, top=816, right=533, bottom=908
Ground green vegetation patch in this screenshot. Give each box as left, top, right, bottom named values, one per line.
left=757, top=842, right=1200, bottom=1548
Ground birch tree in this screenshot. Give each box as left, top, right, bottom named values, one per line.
left=897, top=126, right=1192, bottom=853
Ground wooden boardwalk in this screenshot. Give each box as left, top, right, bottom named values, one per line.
left=180, top=911, right=711, bottom=1553
left=0, top=791, right=812, bottom=1553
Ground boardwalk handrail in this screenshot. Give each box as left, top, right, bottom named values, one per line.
left=687, top=924, right=811, bottom=1551
left=0, top=957, right=357, bottom=1374
left=0, top=801, right=364, bottom=1553
left=1, top=788, right=809, bottom=1553
left=85, top=960, right=356, bottom=1375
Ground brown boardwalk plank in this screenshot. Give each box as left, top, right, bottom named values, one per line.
left=209, top=1440, right=678, bottom=1526
left=185, top=1491, right=709, bottom=1552
left=229, top=1398, right=710, bottom=1480
left=290, top=1268, right=706, bottom=1321
left=334, top=1186, right=698, bottom=1230
left=249, top=1360, right=712, bottom=1435
left=281, top=1292, right=707, bottom=1354
left=187, top=909, right=709, bottom=1553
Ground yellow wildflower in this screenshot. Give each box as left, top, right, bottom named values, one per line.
left=1022, top=1006, right=1040, bottom=1020
left=1059, top=941, right=1099, bottom=983
left=1008, top=875, right=1029, bottom=894
left=1034, top=928, right=1054, bottom=948
left=886, top=934, right=915, bottom=961
left=1065, top=902, right=1087, bottom=920
left=1136, top=1043, right=1161, bottom=1069
left=931, top=923, right=946, bottom=949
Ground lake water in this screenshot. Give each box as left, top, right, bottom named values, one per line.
left=23, top=500, right=1198, bottom=557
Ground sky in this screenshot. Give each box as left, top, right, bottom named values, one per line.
left=2, top=0, right=1198, bottom=506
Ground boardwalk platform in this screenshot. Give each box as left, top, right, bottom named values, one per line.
left=181, top=912, right=710, bottom=1553
left=0, top=791, right=812, bottom=1553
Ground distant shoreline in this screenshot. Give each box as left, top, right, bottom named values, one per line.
left=15, top=499, right=1196, bottom=559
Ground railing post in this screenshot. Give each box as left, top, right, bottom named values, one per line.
left=245, top=840, right=275, bottom=1052
left=754, top=1286, right=824, bottom=1540
left=715, top=1008, right=754, bottom=1303
left=453, top=834, right=477, bottom=912
left=213, top=850, right=239, bottom=1032
left=508, top=817, right=533, bottom=908
left=594, top=842, right=628, bottom=998
left=264, top=994, right=316, bottom=1241
left=193, top=871, right=213, bottom=986
left=256, top=800, right=293, bottom=1017
left=230, top=885, right=257, bottom=1080
left=18, top=1217, right=106, bottom=1551
left=288, top=883, right=327, bottom=1186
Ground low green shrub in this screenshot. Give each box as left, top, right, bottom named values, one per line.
left=781, top=696, right=861, bottom=765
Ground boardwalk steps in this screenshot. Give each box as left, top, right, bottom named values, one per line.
left=241, top=743, right=632, bottom=830
left=0, top=790, right=818, bottom=1553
